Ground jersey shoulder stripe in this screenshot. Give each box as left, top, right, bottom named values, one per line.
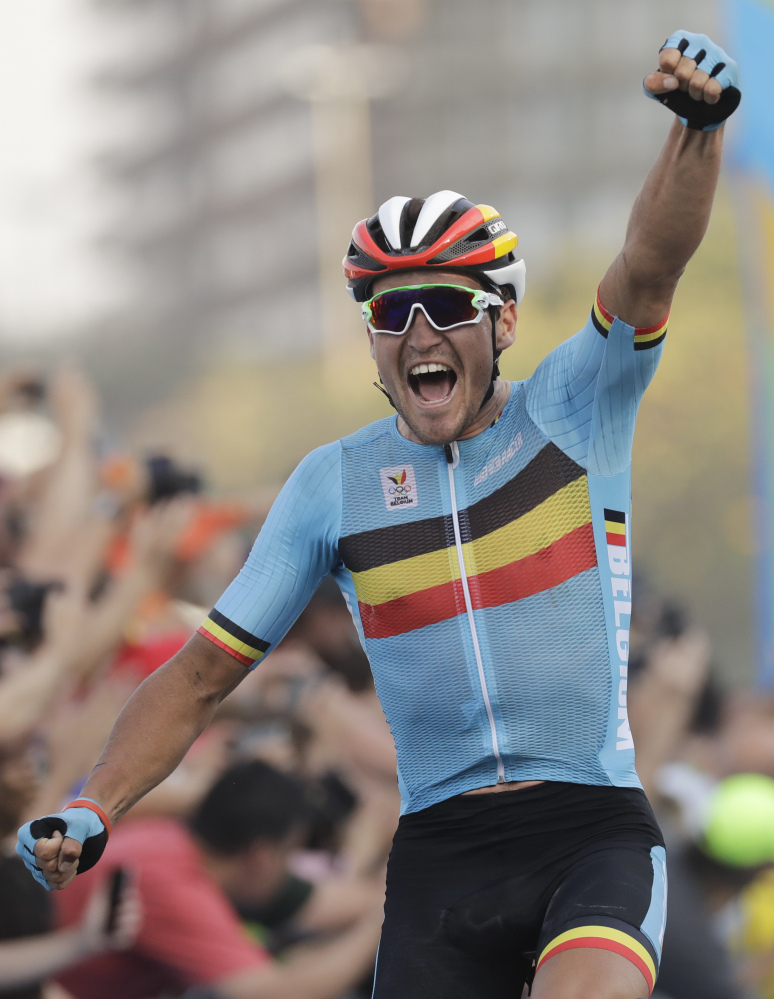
left=198, top=608, right=271, bottom=666
left=591, top=291, right=668, bottom=350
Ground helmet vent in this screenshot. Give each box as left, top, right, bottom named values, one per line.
left=399, top=198, right=425, bottom=249
left=414, top=197, right=476, bottom=252
left=347, top=242, right=387, bottom=272
left=466, top=227, right=490, bottom=243
left=429, top=236, right=489, bottom=264
left=365, top=215, right=392, bottom=254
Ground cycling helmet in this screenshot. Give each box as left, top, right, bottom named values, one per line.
left=343, top=190, right=526, bottom=304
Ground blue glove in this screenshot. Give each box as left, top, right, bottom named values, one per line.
left=16, top=801, right=109, bottom=891
left=644, top=30, right=741, bottom=131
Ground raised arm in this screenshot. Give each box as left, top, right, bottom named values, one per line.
left=600, top=32, right=739, bottom=327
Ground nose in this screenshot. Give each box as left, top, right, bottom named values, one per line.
left=404, top=306, right=443, bottom=351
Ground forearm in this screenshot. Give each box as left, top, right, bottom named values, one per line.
left=0, top=929, right=91, bottom=989
left=601, top=119, right=724, bottom=324
left=75, top=562, right=161, bottom=682
left=219, top=910, right=382, bottom=999
left=80, top=637, right=247, bottom=824
left=0, top=651, right=72, bottom=745
left=21, top=439, right=97, bottom=580
left=628, top=633, right=710, bottom=798
left=300, top=683, right=397, bottom=780
left=629, top=674, right=697, bottom=799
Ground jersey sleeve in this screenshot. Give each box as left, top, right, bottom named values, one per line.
left=198, top=441, right=342, bottom=669
left=524, top=290, right=667, bottom=476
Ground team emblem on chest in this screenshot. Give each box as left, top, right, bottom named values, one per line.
left=380, top=465, right=419, bottom=510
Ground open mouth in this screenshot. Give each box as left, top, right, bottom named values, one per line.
left=408, top=362, right=458, bottom=404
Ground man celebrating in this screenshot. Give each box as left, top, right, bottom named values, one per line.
left=19, top=31, right=740, bottom=999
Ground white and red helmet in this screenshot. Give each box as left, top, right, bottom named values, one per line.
left=343, top=190, right=526, bottom=304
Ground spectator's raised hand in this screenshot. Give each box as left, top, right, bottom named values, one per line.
left=648, top=628, right=712, bottom=697
left=47, top=366, right=100, bottom=444
left=129, top=497, right=198, bottom=575
left=77, top=868, right=141, bottom=955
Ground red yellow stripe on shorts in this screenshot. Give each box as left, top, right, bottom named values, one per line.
left=198, top=609, right=269, bottom=667
left=591, top=290, right=668, bottom=350
left=537, top=925, right=657, bottom=996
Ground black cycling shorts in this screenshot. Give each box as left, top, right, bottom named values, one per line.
left=372, top=781, right=666, bottom=999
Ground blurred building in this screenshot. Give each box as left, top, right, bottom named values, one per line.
left=91, top=0, right=718, bottom=384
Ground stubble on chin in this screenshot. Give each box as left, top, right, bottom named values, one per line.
left=395, top=399, right=476, bottom=447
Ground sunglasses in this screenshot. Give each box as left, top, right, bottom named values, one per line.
left=361, top=283, right=504, bottom=336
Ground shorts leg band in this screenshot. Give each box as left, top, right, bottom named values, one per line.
left=536, top=925, right=656, bottom=996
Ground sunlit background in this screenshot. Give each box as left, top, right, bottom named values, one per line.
left=0, top=0, right=758, bottom=682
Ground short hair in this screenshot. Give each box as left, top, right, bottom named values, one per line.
left=189, top=760, right=310, bottom=855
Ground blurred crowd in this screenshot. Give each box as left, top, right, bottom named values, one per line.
left=3, top=367, right=774, bottom=999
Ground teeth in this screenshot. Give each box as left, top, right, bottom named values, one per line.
left=410, top=362, right=451, bottom=376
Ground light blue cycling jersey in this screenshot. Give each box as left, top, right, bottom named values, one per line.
left=199, top=295, right=667, bottom=814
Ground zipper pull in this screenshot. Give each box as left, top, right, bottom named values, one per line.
left=444, top=443, right=453, bottom=464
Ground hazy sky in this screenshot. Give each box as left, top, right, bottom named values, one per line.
left=0, top=0, right=126, bottom=343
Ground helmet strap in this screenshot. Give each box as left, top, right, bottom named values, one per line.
left=479, top=304, right=501, bottom=411
left=373, top=379, right=397, bottom=410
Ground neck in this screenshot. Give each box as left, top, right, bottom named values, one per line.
left=396, top=378, right=511, bottom=445
left=459, top=378, right=511, bottom=439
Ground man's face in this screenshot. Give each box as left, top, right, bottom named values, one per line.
left=366, top=270, right=516, bottom=445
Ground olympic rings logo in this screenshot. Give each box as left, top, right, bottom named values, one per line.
left=388, top=485, right=412, bottom=495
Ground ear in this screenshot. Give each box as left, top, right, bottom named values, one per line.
left=367, top=327, right=376, bottom=360
left=495, top=300, right=517, bottom=351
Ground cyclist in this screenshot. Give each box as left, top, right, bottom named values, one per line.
left=18, top=31, right=741, bottom=999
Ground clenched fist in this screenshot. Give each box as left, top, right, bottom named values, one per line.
left=644, top=30, right=741, bottom=131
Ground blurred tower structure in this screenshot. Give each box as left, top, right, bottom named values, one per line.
left=91, top=0, right=717, bottom=385
left=93, top=0, right=357, bottom=373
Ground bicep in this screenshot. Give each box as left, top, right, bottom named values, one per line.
left=599, top=254, right=676, bottom=331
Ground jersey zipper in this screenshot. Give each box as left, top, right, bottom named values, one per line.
left=444, top=441, right=506, bottom=784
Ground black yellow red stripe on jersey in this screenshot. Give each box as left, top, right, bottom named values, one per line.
left=339, top=443, right=595, bottom=640
left=591, top=291, right=668, bottom=350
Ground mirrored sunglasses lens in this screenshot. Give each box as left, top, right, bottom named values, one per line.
left=369, top=289, right=416, bottom=332
left=369, top=287, right=479, bottom=332
left=421, top=286, right=480, bottom=328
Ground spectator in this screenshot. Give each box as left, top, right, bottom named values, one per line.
left=655, top=773, right=774, bottom=999
left=0, top=740, right=138, bottom=999
left=53, top=760, right=382, bottom=999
